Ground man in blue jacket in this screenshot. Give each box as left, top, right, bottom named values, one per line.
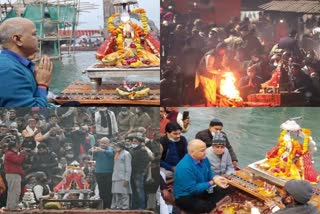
left=91, top=137, right=115, bottom=209
left=174, top=139, right=231, bottom=213
left=0, top=17, right=52, bottom=107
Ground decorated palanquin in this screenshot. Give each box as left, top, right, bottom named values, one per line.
left=257, top=120, right=319, bottom=183
left=96, top=8, right=160, bottom=67
left=54, top=161, right=89, bottom=192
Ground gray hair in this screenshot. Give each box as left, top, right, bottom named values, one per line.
left=100, top=137, right=110, bottom=144
left=0, top=18, right=29, bottom=45
left=187, top=139, right=205, bottom=153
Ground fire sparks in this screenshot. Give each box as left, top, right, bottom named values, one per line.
left=220, top=72, right=242, bottom=101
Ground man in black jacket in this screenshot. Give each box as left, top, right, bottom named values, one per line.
left=160, top=122, right=188, bottom=178
left=195, top=118, right=238, bottom=168
left=130, top=136, right=149, bottom=210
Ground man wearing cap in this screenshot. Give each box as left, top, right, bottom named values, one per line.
left=174, top=139, right=231, bottom=213
left=248, top=180, right=318, bottom=214
left=196, top=118, right=238, bottom=168
left=206, top=132, right=234, bottom=176
left=32, top=171, right=52, bottom=203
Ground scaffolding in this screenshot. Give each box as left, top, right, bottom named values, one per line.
left=0, top=0, right=82, bottom=60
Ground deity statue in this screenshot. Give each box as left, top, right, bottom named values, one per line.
left=259, top=119, right=319, bottom=183
left=54, top=161, right=90, bottom=192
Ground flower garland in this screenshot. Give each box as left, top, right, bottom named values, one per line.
left=284, top=139, right=301, bottom=175
left=301, top=128, right=311, bottom=154
left=132, top=8, right=148, bottom=33
left=108, top=9, right=149, bottom=36
left=106, top=9, right=149, bottom=59
left=277, top=130, right=287, bottom=159
left=271, top=128, right=311, bottom=178
left=108, top=13, right=120, bottom=35
left=117, top=29, right=124, bottom=54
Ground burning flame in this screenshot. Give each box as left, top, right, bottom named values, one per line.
left=220, top=72, right=242, bottom=101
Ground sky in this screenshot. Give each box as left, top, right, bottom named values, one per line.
left=77, top=0, right=160, bottom=30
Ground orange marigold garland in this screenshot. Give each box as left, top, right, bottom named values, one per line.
left=301, top=128, right=311, bottom=154
left=277, top=130, right=287, bottom=158
left=117, top=31, right=124, bottom=54
left=270, top=128, right=311, bottom=178
left=108, top=14, right=119, bottom=35
left=132, top=8, right=148, bottom=33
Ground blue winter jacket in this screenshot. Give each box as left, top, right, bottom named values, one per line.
left=0, top=49, right=47, bottom=107
left=174, top=154, right=215, bottom=199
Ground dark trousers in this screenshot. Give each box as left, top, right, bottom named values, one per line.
left=95, top=172, right=112, bottom=209
left=175, top=186, right=232, bottom=214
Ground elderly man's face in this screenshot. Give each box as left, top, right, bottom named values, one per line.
left=20, top=21, right=39, bottom=57
left=191, top=143, right=207, bottom=161
left=212, top=144, right=225, bottom=155
left=100, top=139, right=109, bottom=148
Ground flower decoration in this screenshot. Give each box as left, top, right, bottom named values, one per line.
left=132, top=8, right=148, bottom=33
left=108, top=13, right=120, bottom=35
left=267, top=128, right=311, bottom=178
left=116, top=31, right=124, bottom=54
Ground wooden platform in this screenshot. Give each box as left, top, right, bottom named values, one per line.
left=54, top=82, right=160, bottom=106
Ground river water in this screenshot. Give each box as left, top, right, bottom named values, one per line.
left=179, top=107, right=320, bottom=172
left=50, top=51, right=158, bottom=94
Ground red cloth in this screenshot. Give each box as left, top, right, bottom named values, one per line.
left=160, top=118, right=170, bottom=137
left=166, top=111, right=178, bottom=123
left=302, top=152, right=319, bottom=182
left=4, top=150, right=25, bottom=176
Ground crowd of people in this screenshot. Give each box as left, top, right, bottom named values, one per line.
left=160, top=4, right=320, bottom=106
left=0, top=107, right=160, bottom=212
left=159, top=107, right=319, bottom=214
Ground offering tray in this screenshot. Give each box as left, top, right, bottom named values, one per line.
left=248, top=159, right=288, bottom=187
